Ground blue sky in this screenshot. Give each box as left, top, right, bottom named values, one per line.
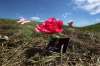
left=0, top=0, right=100, bottom=26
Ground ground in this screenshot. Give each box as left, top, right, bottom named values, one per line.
left=0, top=19, right=100, bottom=66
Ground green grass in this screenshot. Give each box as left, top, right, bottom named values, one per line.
left=0, top=19, right=42, bottom=40
left=0, top=18, right=17, bottom=24
left=79, top=23, right=100, bottom=32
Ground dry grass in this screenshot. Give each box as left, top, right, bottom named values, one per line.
left=0, top=22, right=100, bottom=66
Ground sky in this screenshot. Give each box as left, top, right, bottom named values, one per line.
left=0, top=0, right=100, bottom=26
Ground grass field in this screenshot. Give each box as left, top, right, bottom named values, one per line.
left=0, top=19, right=100, bottom=66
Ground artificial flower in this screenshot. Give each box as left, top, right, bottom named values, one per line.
left=35, top=18, right=63, bottom=34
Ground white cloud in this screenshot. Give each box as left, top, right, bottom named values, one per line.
left=31, top=17, right=41, bottom=21
left=62, top=12, right=71, bottom=19
left=96, top=18, right=100, bottom=22
left=30, top=16, right=45, bottom=22
left=74, top=0, right=100, bottom=15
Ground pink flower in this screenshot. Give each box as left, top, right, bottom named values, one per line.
left=35, top=18, right=63, bottom=34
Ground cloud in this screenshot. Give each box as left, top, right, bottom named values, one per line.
left=31, top=17, right=41, bottom=20
left=74, top=0, right=100, bottom=15
left=62, top=12, right=71, bottom=19
left=96, top=18, right=100, bottom=22
left=30, top=16, right=45, bottom=22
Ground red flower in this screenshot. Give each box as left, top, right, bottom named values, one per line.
left=35, top=18, right=63, bottom=34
